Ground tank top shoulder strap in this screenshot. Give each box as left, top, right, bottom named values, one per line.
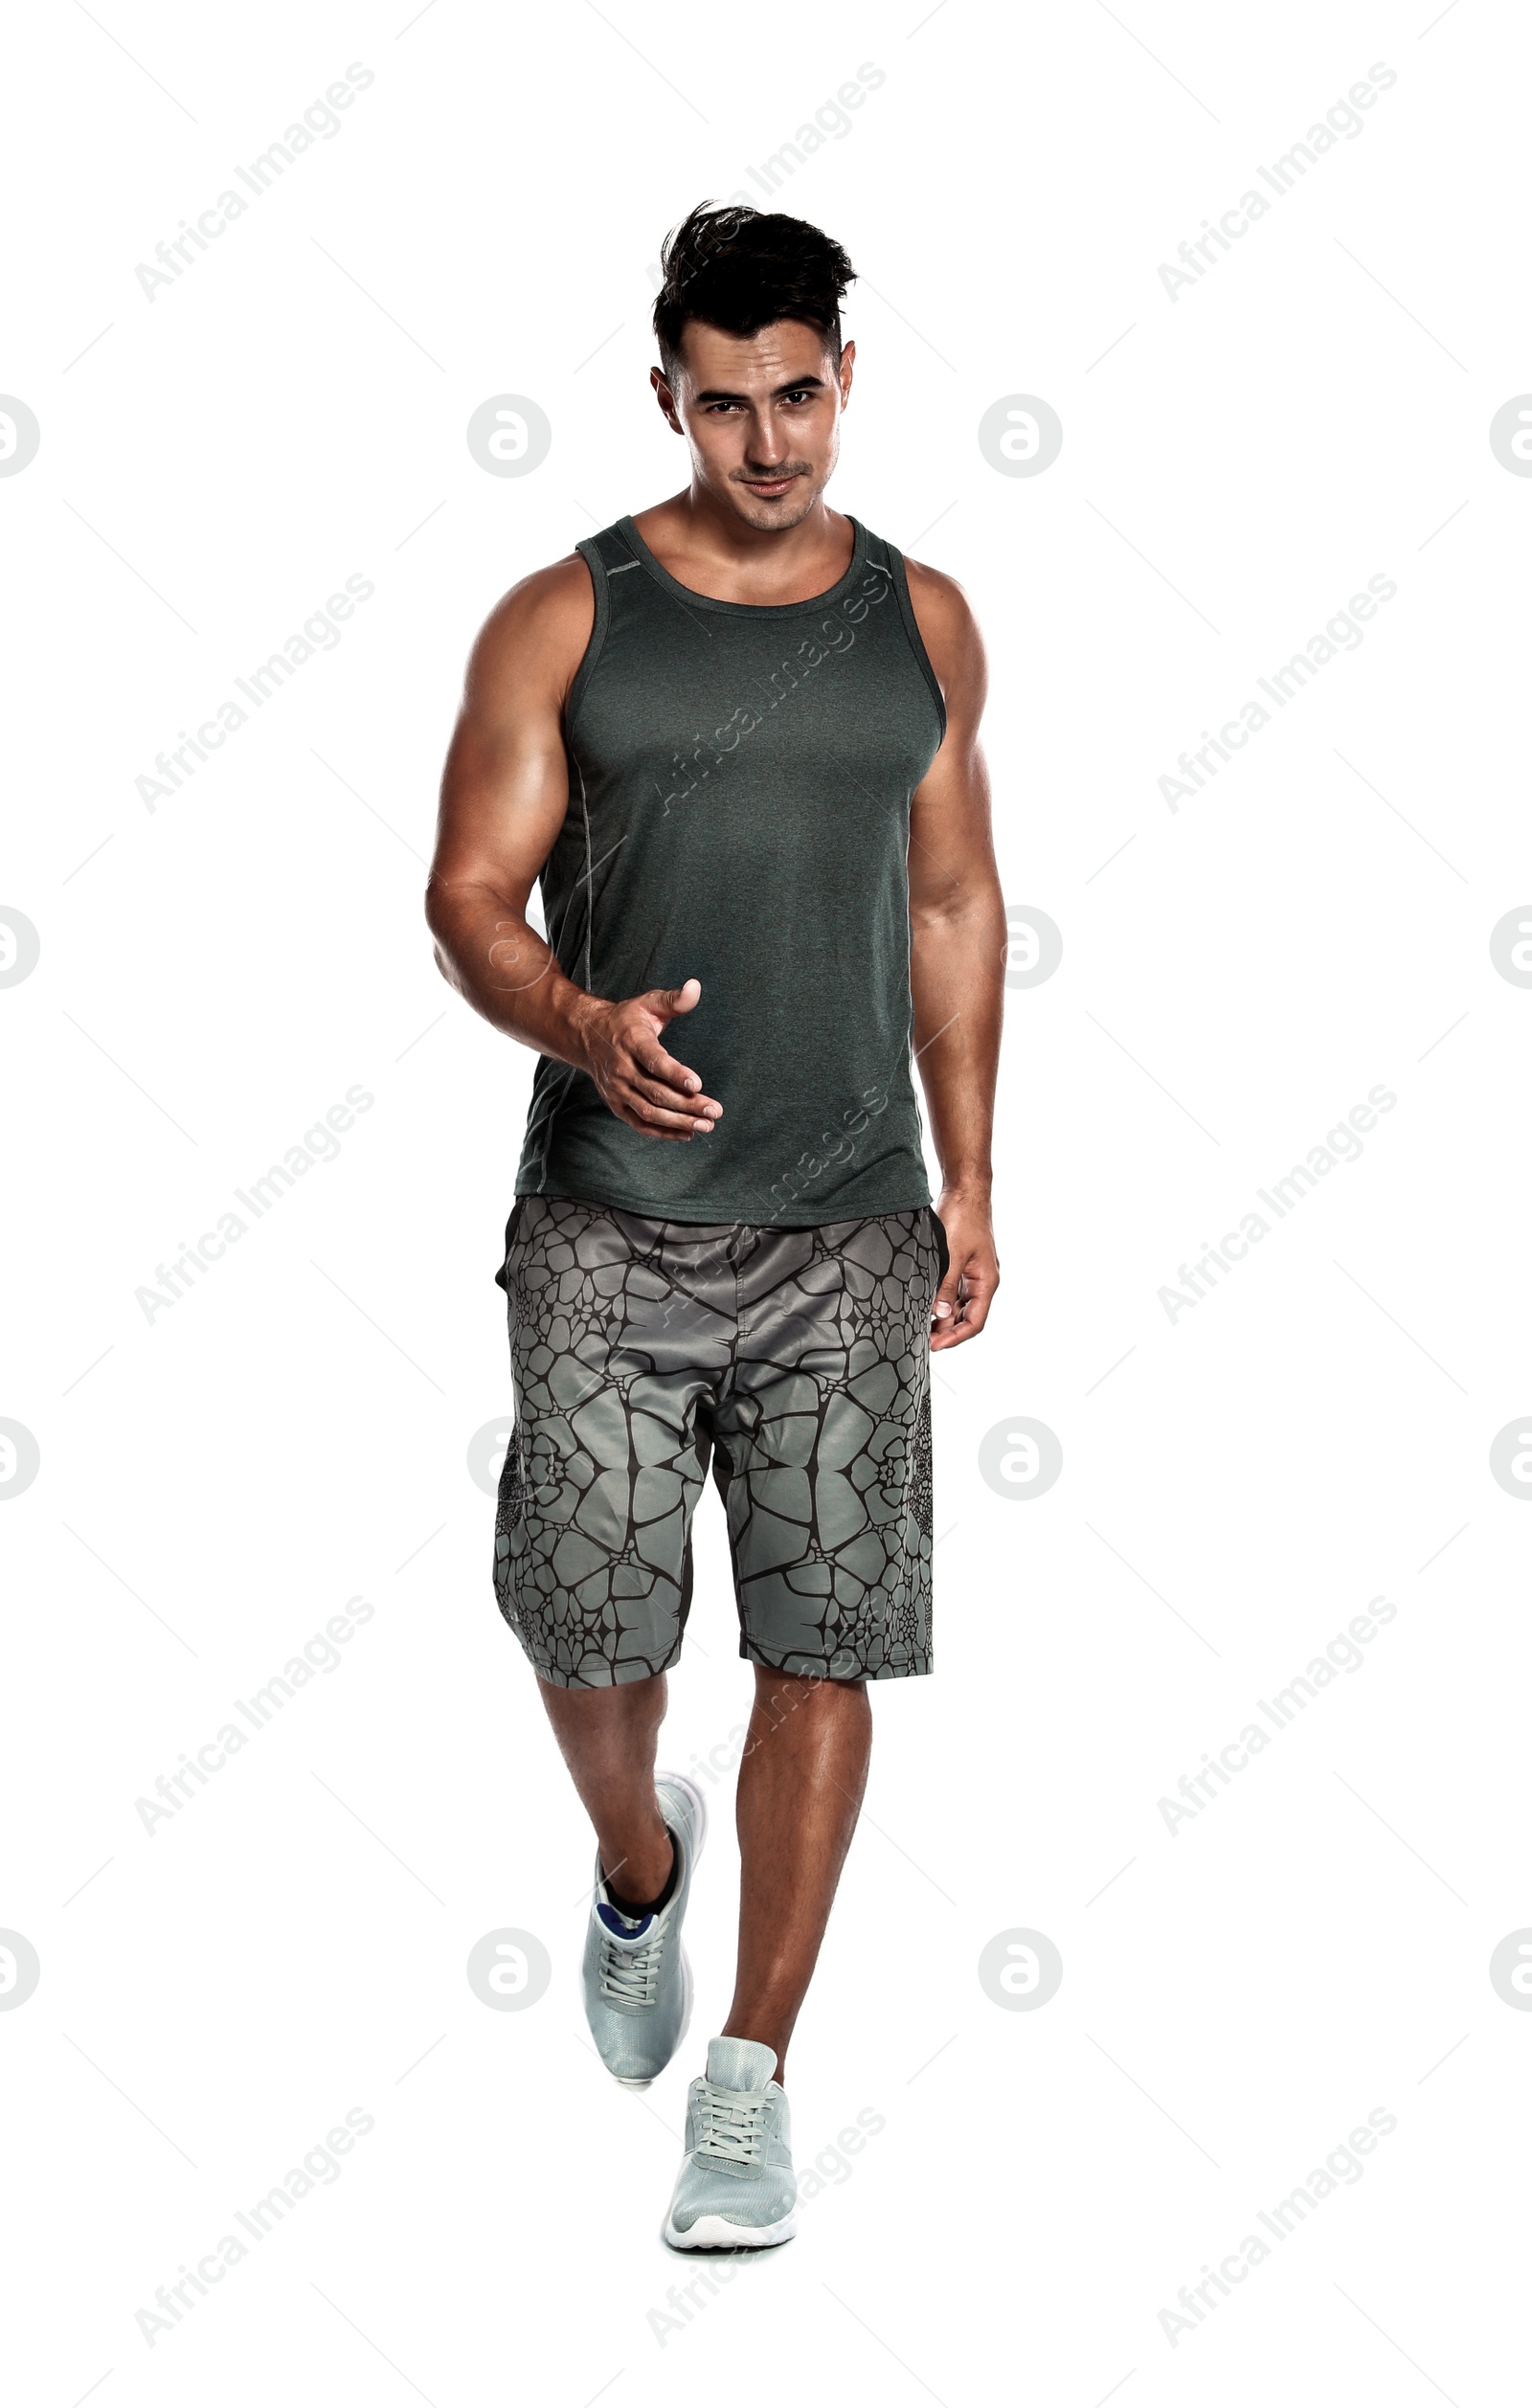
left=569, top=521, right=642, bottom=729
left=862, top=525, right=947, bottom=744
left=576, top=521, right=642, bottom=579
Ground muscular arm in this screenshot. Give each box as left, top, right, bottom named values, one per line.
left=424, top=557, right=722, bottom=1140
left=905, top=561, right=1005, bottom=1348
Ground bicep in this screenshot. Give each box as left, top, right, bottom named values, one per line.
left=429, top=567, right=592, bottom=908
left=434, top=694, right=568, bottom=911
left=906, top=585, right=996, bottom=913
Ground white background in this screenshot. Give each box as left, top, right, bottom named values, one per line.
left=4, top=0, right=1529, bottom=2400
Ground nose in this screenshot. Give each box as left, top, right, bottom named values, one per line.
left=744, top=413, right=791, bottom=469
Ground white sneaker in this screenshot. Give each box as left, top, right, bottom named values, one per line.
left=663, top=2036, right=798, bottom=2249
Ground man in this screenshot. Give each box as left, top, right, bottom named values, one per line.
left=426, top=202, right=1003, bottom=2249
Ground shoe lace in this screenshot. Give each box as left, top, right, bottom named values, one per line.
left=696, top=2082, right=768, bottom=2165
left=598, top=1925, right=664, bottom=2006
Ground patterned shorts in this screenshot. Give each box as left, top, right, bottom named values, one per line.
left=492, top=1195, right=946, bottom=1688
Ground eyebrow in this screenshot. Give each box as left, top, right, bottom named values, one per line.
left=691, top=374, right=830, bottom=402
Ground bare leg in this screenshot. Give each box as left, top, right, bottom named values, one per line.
left=721, top=1668, right=872, bottom=2085
left=537, top=1671, right=674, bottom=1903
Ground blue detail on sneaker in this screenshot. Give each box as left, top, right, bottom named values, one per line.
left=597, top=1902, right=654, bottom=1940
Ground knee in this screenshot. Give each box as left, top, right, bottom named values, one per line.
left=540, top=1667, right=667, bottom=1734
left=755, top=1667, right=865, bottom=1721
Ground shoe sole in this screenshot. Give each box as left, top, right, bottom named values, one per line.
left=663, top=2208, right=799, bottom=2251
left=606, top=1768, right=709, bottom=2091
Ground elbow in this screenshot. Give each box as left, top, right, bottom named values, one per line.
left=428, top=925, right=464, bottom=996
left=423, top=875, right=459, bottom=956
left=422, top=883, right=461, bottom=990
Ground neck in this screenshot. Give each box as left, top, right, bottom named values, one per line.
left=631, top=486, right=854, bottom=606
left=680, top=481, right=841, bottom=560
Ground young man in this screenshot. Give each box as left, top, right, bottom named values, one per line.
left=426, top=203, right=1003, bottom=2248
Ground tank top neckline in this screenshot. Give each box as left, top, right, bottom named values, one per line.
left=612, top=512, right=870, bottom=620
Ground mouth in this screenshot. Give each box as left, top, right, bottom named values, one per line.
left=738, top=474, right=801, bottom=500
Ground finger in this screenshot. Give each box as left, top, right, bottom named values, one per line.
left=931, top=1268, right=997, bottom=1351
left=930, top=1266, right=962, bottom=1332
left=933, top=1301, right=991, bottom=1347
left=618, top=1090, right=718, bottom=1138
left=630, top=1070, right=722, bottom=1122
left=632, top=1042, right=721, bottom=1112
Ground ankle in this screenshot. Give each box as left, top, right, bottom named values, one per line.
left=600, top=1822, right=675, bottom=1914
left=719, top=2021, right=787, bottom=2087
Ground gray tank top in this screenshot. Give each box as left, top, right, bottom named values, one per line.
left=515, top=512, right=946, bottom=1225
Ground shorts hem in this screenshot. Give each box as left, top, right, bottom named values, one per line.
left=499, top=1607, right=685, bottom=1691
left=740, top=1641, right=933, bottom=1683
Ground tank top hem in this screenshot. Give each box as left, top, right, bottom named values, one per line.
left=513, top=1175, right=935, bottom=1227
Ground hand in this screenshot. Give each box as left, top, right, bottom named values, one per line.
left=930, top=1187, right=999, bottom=1350
left=577, top=979, right=724, bottom=1141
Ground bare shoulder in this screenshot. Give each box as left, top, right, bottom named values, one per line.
left=902, top=554, right=987, bottom=710
left=465, top=549, right=596, bottom=711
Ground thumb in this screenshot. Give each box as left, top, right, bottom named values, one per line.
left=932, top=1260, right=961, bottom=1325
left=648, top=977, right=701, bottom=1022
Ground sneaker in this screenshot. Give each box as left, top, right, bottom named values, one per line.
left=581, top=1770, right=706, bottom=2089
left=662, top=2037, right=798, bottom=2250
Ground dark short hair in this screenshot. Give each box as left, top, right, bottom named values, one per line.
left=653, top=202, right=855, bottom=377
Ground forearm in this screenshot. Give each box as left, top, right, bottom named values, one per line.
left=910, top=888, right=1004, bottom=1196
left=425, top=876, right=601, bottom=1071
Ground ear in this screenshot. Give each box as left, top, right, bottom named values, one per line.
left=650, top=364, right=684, bottom=436
left=838, top=338, right=855, bottom=410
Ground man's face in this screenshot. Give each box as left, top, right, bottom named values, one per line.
left=652, top=319, right=855, bottom=531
